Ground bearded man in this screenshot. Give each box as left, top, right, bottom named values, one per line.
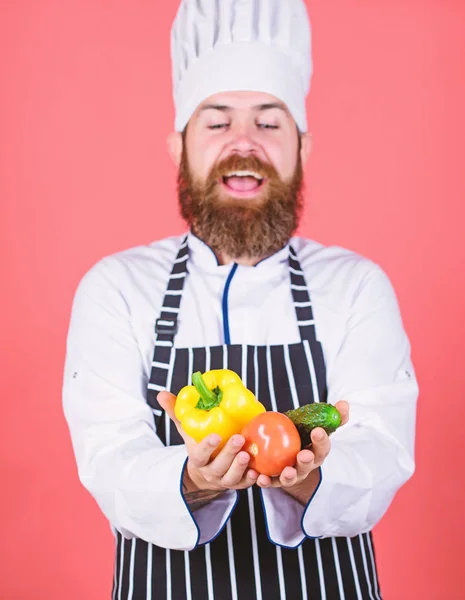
left=63, top=1, right=418, bottom=598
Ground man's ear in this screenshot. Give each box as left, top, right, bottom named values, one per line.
left=167, top=131, right=183, bottom=168
left=300, top=132, right=312, bottom=167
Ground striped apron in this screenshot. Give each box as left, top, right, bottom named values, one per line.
left=112, top=237, right=383, bottom=600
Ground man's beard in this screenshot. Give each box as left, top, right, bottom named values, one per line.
left=177, top=148, right=304, bottom=260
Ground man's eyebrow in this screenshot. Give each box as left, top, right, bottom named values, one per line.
left=199, top=104, right=231, bottom=112
left=199, top=102, right=287, bottom=113
left=254, top=102, right=287, bottom=112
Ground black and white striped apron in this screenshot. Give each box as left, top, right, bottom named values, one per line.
left=112, top=237, right=383, bottom=600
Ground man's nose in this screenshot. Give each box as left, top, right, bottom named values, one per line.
left=228, top=125, right=259, bottom=155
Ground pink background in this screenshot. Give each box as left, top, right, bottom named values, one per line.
left=2, top=1, right=464, bottom=598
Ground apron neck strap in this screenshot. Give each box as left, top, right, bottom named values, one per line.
left=154, top=237, right=319, bottom=346
left=154, top=235, right=189, bottom=346
left=288, top=246, right=318, bottom=344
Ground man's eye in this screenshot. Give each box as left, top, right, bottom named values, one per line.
left=258, top=123, right=279, bottom=130
left=208, top=124, right=229, bottom=130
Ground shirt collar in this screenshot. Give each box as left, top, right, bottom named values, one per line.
left=186, top=231, right=291, bottom=278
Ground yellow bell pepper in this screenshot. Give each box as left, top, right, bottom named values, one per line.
left=174, top=369, right=266, bottom=455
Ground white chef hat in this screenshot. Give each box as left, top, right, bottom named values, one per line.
left=170, top=0, right=313, bottom=133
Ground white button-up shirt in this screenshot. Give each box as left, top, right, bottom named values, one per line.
left=62, top=232, right=418, bottom=550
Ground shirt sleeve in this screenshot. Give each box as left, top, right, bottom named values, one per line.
left=260, top=263, right=419, bottom=547
left=62, top=258, right=237, bottom=551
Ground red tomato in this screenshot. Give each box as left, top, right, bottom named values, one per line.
left=241, top=412, right=301, bottom=477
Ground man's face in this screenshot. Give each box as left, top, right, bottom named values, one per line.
left=176, top=91, right=309, bottom=260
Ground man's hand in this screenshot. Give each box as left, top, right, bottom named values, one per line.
left=255, top=401, right=350, bottom=505
left=157, top=391, right=258, bottom=510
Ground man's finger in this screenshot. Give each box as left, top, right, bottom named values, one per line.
left=279, top=466, right=298, bottom=487
left=335, top=400, right=350, bottom=426
left=188, top=434, right=222, bottom=469
left=310, top=428, right=331, bottom=466
left=256, top=473, right=273, bottom=488
left=157, top=391, right=200, bottom=450
left=294, top=449, right=315, bottom=479
left=156, top=391, right=178, bottom=424
left=157, top=391, right=192, bottom=444
left=206, top=434, right=247, bottom=477
left=220, top=451, right=251, bottom=487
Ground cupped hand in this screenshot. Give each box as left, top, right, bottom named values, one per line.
left=255, top=400, right=349, bottom=489
left=157, top=391, right=258, bottom=492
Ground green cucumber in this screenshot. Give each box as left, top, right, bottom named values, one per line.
left=285, top=403, right=342, bottom=448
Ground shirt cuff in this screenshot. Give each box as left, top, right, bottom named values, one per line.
left=259, top=470, right=323, bottom=549
left=301, top=448, right=372, bottom=538
left=180, top=458, right=239, bottom=547
left=113, top=446, right=199, bottom=549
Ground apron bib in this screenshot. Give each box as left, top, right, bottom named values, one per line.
left=112, top=237, right=382, bottom=600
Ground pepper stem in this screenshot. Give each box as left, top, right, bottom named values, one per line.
left=192, top=372, right=221, bottom=411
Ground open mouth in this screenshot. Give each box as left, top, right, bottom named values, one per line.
left=221, top=170, right=265, bottom=194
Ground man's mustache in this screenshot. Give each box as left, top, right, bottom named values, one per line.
left=208, top=154, right=280, bottom=182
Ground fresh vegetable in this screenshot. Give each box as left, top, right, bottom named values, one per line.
left=285, top=403, right=342, bottom=448
left=240, top=412, right=301, bottom=477
left=175, top=369, right=266, bottom=455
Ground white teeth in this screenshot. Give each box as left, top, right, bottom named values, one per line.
left=226, top=170, right=263, bottom=180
